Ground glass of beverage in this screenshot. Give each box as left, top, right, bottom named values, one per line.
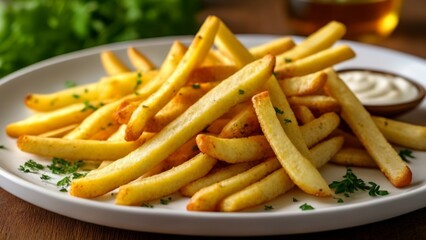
left=285, top=0, right=403, bottom=43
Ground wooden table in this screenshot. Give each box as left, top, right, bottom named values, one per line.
left=1, top=0, right=425, bottom=239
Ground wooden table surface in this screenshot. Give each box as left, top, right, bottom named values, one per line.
left=1, top=0, right=425, bottom=239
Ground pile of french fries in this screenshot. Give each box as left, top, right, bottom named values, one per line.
left=7, top=15, right=425, bottom=212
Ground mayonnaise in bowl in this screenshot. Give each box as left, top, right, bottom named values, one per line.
left=338, top=69, right=425, bottom=116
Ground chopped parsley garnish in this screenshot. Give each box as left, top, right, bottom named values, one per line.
left=299, top=203, right=314, bottom=211
left=274, top=107, right=284, bottom=115
left=142, top=105, right=149, bottom=108
left=238, top=89, right=245, bottom=95
left=48, top=158, right=84, bottom=174
left=284, top=118, right=292, bottom=124
left=18, top=159, right=44, bottom=173
left=264, top=205, right=274, bottom=211
left=160, top=197, right=172, bottom=205
left=142, top=203, right=154, bottom=208
left=134, top=72, right=143, bottom=94
left=192, top=83, right=201, bottom=89
left=81, top=101, right=104, bottom=112
left=284, top=58, right=292, bottom=63
left=65, top=80, right=77, bottom=88
left=292, top=197, right=298, bottom=202
left=40, top=174, right=52, bottom=180
left=329, top=168, right=389, bottom=198
left=0, top=145, right=6, bottom=150
left=399, top=149, right=415, bottom=162
left=72, top=94, right=80, bottom=99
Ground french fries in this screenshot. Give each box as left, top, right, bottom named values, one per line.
left=325, top=68, right=412, bottom=187
left=70, top=54, right=275, bottom=198
left=252, top=91, right=332, bottom=197
left=6, top=16, right=424, bottom=213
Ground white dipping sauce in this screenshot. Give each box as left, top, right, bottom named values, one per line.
left=339, top=70, right=419, bottom=105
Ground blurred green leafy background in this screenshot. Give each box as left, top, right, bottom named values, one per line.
left=0, top=0, right=201, bottom=78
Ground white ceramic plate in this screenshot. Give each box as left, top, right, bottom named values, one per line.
left=0, top=35, right=425, bottom=236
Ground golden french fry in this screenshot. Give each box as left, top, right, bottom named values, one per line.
left=116, top=153, right=217, bottom=206
left=64, top=98, right=129, bottom=140
left=249, top=37, right=295, bottom=59
left=136, top=41, right=187, bottom=98
left=100, top=51, right=130, bottom=75
left=70, top=54, right=275, bottom=198
left=220, top=167, right=293, bottom=212
left=275, top=45, right=355, bottom=78
left=17, top=135, right=141, bottom=161
left=186, top=65, right=238, bottom=84
left=127, top=47, right=156, bottom=71
left=180, top=161, right=258, bottom=197
left=205, top=118, right=230, bottom=135
left=372, top=116, right=426, bottom=150
left=38, top=124, right=79, bottom=138
left=25, top=83, right=99, bottom=112
left=89, top=122, right=121, bottom=140
left=143, top=136, right=200, bottom=177
left=252, top=91, right=331, bottom=197
left=278, top=71, right=327, bottom=96
left=6, top=102, right=99, bottom=138
left=219, top=136, right=344, bottom=212
left=196, top=134, right=275, bottom=163
left=288, top=95, right=340, bottom=113
left=97, top=71, right=158, bottom=100
left=325, top=68, right=411, bottom=187
left=198, top=112, right=340, bottom=163
left=125, top=17, right=220, bottom=141
left=219, top=103, right=261, bottom=138
left=214, top=17, right=311, bottom=158
left=276, top=21, right=346, bottom=63
left=187, top=157, right=281, bottom=211
left=300, top=112, right=340, bottom=148
left=331, top=147, right=377, bottom=168
left=144, top=83, right=215, bottom=132
left=292, top=105, right=315, bottom=124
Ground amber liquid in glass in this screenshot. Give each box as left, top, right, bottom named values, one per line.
left=286, top=0, right=402, bottom=42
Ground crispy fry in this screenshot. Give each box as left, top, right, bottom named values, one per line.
left=136, top=41, right=187, bottom=98
left=372, top=116, right=426, bottom=150
left=278, top=71, right=327, bottom=96
left=196, top=134, right=275, bottom=163
left=331, top=147, right=377, bottom=168
left=38, top=124, right=78, bottom=138
left=116, top=153, right=217, bottom=205
left=288, top=95, right=340, bottom=113
left=18, top=135, right=141, bottom=161
left=70, top=54, right=275, bottom=198
left=252, top=91, right=332, bottom=197
left=127, top=47, right=156, bottom=71
left=97, top=71, right=158, bottom=100
left=64, top=98, right=130, bottom=140
left=219, top=103, right=261, bottom=138
left=276, top=21, right=346, bottom=63
left=6, top=102, right=99, bottom=138
left=219, top=136, right=343, bottom=212
left=125, top=17, right=220, bottom=140
left=186, top=65, right=238, bottom=84
left=101, top=51, right=130, bottom=75
left=249, top=37, right=295, bottom=59
left=187, top=157, right=281, bottom=211
left=293, top=105, right=316, bottom=124
left=180, top=162, right=258, bottom=197
left=25, top=83, right=99, bottom=112
left=300, top=112, right=340, bottom=148
left=275, top=45, right=355, bottom=78
left=325, top=68, right=411, bottom=187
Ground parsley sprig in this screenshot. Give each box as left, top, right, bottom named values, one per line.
left=329, top=168, right=389, bottom=198
left=18, top=158, right=87, bottom=192
left=399, top=149, right=415, bottom=162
